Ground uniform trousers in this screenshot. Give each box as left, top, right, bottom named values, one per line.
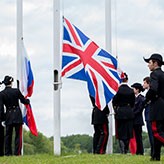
left=151, top=120, right=164, bottom=160
left=146, top=120, right=154, bottom=156
left=116, top=119, right=133, bottom=154
left=0, top=124, right=4, bottom=156
left=133, top=125, right=144, bottom=155
left=93, top=123, right=109, bottom=154
left=5, top=124, right=22, bottom=156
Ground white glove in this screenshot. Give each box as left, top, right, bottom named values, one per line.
left=1, top=121, right=5, bottom=127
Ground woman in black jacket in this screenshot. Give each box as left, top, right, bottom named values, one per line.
left=131, top=83, right=145, bottom=155
left=112, top=73, right=135, bottom=154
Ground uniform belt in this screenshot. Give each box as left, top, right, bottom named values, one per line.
left=118, top=104, right=130, bottom=107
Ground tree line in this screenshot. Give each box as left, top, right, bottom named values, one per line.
left=21, top=129, right=164, bottom=155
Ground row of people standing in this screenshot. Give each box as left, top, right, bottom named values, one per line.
left=112, top=72, right=153, bottom=155
left=131, top=53, right=164, bottom=161
left=88, top=53, right=164, bottom=161
left=90, top=73, right=152, bottom=155
left=0, top=75, right=30, bottom=156
left=112, top=53, right=164, bottom=162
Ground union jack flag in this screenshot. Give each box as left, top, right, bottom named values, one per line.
left=62, top=18, right=121, bottom=110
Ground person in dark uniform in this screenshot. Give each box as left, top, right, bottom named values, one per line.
left=144, top=53, right=164, bottom=161
left=0, top=87, right=5, bottom=156
left=131, top=83, right=145, bottom=155
left=0, top=75, right=30, bottom=156
left=90, top=95, right=109, bottom=154
left=112, top=73, right=135, bottom=154
left=143, top=77, right=154, bottom=157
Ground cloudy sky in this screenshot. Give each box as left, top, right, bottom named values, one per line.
left=0, top=0, right=164, bottom=137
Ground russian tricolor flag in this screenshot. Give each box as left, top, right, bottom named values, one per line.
left=21, top=43, right=38, bottom=136
left=25, top=57, right=34, bottom=97
left=23, top=104, right=38, bottom=136
left=21, top=44, right=34, bottom=98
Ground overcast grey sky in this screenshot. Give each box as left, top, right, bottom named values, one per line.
left=0, top=0, right=164, bottom=137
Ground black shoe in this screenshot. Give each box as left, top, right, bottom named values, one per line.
left=150, top=157, right=160, bottom=161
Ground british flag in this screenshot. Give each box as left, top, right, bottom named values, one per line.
left=62, top=18, right=121, bottom=110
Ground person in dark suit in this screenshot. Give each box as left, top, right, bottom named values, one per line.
left=131, top=83, right=145, bottom=155
left=0, top=75, right=30, bottom=156
left=90, top=95, right=109, bottom=154
left=0, top=88, right=5, bottom=156
left=144, top=53, right=164, bottom=161
left=143, top=77, right=154, bottom=157
left=112, top=73, right=135, bottom=154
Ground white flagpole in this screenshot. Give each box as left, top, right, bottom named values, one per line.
left=17, top=0, right=23, bottom=83
left=53, top=0, right=63, bottom=155
left=17, top=0, right=24, bottom=155
left=105, top=0, right=113, bottom=154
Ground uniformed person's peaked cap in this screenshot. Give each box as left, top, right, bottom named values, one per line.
left=2, top=75, right=14, bottom=85
left=144, top=53, right=164, bottom=65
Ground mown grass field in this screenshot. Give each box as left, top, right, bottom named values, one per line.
left=0, top=154, right=163, bottom=164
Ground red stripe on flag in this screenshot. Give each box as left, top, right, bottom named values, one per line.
left=62, top=59, right=81, bottom=77
left=65, top=18, right=82, bottom=46
left=102, top=61, right=115, bottom=69
left=25, top=104, right=38, bottom=136
left=90, top=69, right=101, bottom=109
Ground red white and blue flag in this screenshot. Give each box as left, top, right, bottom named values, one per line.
left=21, top=43, right=38, bottom=136
left=20, top=44, right=34, bottom=97
left=62, top=18, right=121, bottom=110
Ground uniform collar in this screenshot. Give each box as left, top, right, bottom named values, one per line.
left=135, top=93, right=140, bottom=97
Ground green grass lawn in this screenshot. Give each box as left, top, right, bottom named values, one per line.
left=0, top=154, right=163, bottom=164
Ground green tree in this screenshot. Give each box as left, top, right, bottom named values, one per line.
left=23, top=130, right=53, bottom=155
left=61, top=134, right=92, bottom=153
left=23, top=130, right=157, bottom=155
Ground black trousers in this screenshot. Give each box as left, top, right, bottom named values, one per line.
left=119, top=139, right=129, bottom=154
left=146, top=120, right=154, bottom=156
left=93, top=123, right=109, bottom=154
left=0, top=124, right=4, bottom=156
left=5, top=124, right=22, bottom=156
left=133, top=125, right=144, bottom=155
left=151, top=120, right=164, bottom=160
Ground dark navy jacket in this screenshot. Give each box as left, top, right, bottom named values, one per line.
left=90, top=96, right=109, bottom=125
left=146, top=67, right=164, bottom=121
left=112, top=84, right=135, bottom=120
left=144, top=104, right=150, bottom=121
left=0, top=86, right=29, bottom=125
left=133, top=94, right=145, bottom=126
